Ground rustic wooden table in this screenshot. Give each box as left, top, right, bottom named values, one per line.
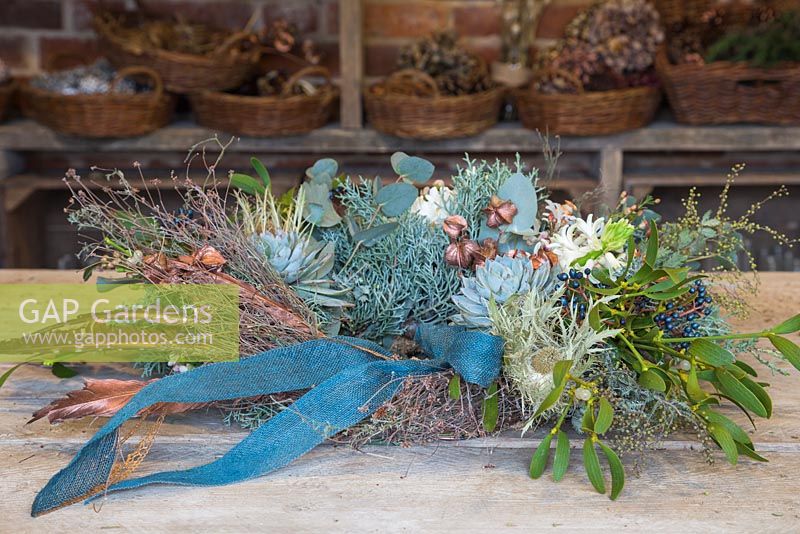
left=1, top=270, right=799, bottom=533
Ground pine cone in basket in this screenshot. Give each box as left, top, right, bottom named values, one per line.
left=396, top=32, right=493, bottom=95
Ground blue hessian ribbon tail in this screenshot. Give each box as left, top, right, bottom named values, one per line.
left=31, top=324, right=503, bottom=516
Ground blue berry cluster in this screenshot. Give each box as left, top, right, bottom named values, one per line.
left=654, top=279, right=713, bottom=349
left=172, top=207, right=195, bottom=225
left=556, top=267, right=593, bottom=321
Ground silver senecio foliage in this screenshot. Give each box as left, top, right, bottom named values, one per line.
left=31, top=59, right=140, bottom=95
left=451, top=255, right=557, bottom=329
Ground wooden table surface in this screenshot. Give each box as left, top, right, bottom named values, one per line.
left=1, top=270, right=799, bottom=533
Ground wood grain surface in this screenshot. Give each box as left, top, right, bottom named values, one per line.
left=0, top=270, right=798, bottom=533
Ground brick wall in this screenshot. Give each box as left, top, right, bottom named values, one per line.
left=0, top=0, right=589, bottom=78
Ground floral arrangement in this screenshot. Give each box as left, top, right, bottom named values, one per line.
left=534, top=0, right=663, bottom=94
left=25, top=145, right=800, bottom=514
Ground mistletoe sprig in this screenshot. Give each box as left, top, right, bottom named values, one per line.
left=531, top=221, right=800, bottom=499
left=530, top=361, right=625, bottom=499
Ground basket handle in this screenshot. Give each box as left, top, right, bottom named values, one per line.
left=211, top=30, right=255, bottom=59
left=280, top=66, right=333, bottom=97
left=112, top=66, right=165, bottom=97
left=385, top=68, right=440, bottom=97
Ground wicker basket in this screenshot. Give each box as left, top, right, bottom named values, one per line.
left=19, top=66, right=175, bottom=138
left=515, top=69, right=661, bottom=136
left=364, top=69, right=504, bottom=139
left=93, top=14, right=254, bottom=94
left=656, top=51, right=800, bottom=125
left=0, top=81, right=15, bottom=122
left=190, top=66, right=338, bottom=137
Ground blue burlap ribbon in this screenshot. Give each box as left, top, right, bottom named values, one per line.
left=31, top=324, right=503, bottom=516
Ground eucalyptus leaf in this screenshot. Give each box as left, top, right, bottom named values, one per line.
left=375, top=182, right=418, bottom=217
left=391, top=152, right=434, bottom=183
left=390, top=151, right=408, bottom=171
left=497, top=172, right=537, bottom=234
left=305, top=158, right=338, bottom=186
left=352, top=222, right=399, bottom=247
left=302, top=183, right=341, bottom=227
left=529, top=433, right=553, bottom=479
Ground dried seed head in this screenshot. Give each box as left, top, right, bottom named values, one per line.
left=474, top=237, right=499, bottom=267
left=442, top=214, right=469, bottom=239
left=483, top=196, right=518, bottom=228
left=194, top=245, right=226, bottom=269
left=445, top=239, right=481, bottom=269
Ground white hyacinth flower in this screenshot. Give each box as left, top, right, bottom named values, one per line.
left=410, top=181, right=455, bottom=225
left=548, top=214, right=606, bottom=270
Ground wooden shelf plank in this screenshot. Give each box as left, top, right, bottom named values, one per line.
left=3, top=118, right=800, bottom=153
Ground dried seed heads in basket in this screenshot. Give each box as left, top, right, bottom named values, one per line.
left=366, top=32, right=503, bottom=139
left=516, top=0, right=663, bottom=136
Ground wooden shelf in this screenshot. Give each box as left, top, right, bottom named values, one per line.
left=3, top=118, right=800, bottom=153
